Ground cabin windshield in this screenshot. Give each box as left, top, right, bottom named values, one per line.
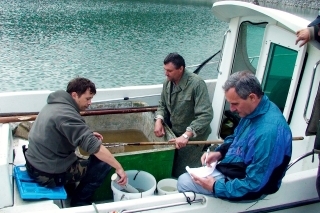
left=219, top=22, right=266, bottom=139
left=231, top=21, right=266, bottom=75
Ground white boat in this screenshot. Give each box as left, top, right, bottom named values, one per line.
left=1, top=1, right=320, bottom=212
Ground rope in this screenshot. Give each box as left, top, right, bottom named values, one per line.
left=92, top=202, right=99, bottom=213
left=182, top=191, right=196, bottom=205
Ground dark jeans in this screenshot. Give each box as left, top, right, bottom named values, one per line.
left=70, top=155, right=111, bottom=206
left=317, top=154, right=320, bottom=199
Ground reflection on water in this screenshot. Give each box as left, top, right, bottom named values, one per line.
left=0, top=0, right=223, bottom=92
left=0, top=0, right=317, bottom=92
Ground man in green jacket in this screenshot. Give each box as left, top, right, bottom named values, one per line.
left=154, top=52, right=213, bottom=177
left=25, top=77, right=127, bottom=206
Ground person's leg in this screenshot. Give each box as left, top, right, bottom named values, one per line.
left=317, top=154, right=320, bottom=198
left=177, top=173, right=213, bottom=196
left=70, top=155, right=111, bottom=207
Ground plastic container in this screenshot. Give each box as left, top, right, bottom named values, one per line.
left=111, top=170, right=156, bottom=201
left=157, top=178, right=178, bottom=195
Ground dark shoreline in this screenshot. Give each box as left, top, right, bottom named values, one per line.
left=216, top=0, right=320, bottom=10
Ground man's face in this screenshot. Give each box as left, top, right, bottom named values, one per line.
left=72, top=89, right=94, bottom=111
left=163, top=62, right=184, bottom=83
left=225, top=88, right=257, bottom=118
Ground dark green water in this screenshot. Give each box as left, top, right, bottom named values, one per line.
left=0, top=0, right=317, bottom=92
left=0, top=0, right=225, bottom=92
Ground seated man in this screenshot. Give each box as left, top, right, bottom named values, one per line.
left=25, top=77, right=127, bottom=206
left=177, top=71, right=292, bottom=201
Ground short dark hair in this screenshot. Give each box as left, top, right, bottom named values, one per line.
left=66, top=77, right=96, bottom=96
left=163, top=52, right=185, bottom=70
left=223, top=71, right=264, bottom=99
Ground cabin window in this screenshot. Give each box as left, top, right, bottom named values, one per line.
left=219, top=22, right=266, bottom=139
left=262, top=43, right=297, bottom=112
left=231, top=21, right=266, bottom=75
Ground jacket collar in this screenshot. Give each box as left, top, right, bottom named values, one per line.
left=165, top=70, right=191, bottom=93
left=245, top=95, right=270, bottom=119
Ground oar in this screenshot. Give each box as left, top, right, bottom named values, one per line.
left=102, top=137, right=304, bottom=147
left=193, top=50, right=221, bottom=75
left=0, top=106, right=158, bottom=123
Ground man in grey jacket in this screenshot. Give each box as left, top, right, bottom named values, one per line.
left=154, top=53, right=213, bottom=177
left=25, top=77, right=127, bottom=207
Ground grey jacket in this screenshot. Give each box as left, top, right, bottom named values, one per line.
left=156, top=70, right=213, bottom=140
left=26, top=90, right=101, bottom=174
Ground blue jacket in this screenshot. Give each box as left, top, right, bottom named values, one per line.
left=214, top=95, right=292, bottom=200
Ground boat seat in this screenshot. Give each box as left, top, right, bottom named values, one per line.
left=14, top=165, right=67, bottom=200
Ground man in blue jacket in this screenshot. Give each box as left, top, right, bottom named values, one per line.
left=177, top=71, right=292, bottom=201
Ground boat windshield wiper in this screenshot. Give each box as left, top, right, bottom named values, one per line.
left=193, top=49, right=221, bottom=75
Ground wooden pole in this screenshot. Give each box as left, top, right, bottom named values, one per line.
left=103, top=137, right=304, bottom=147
left=0, top=106, right=158, bottom=123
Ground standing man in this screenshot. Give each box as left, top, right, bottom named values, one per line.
left=177, top=71, right=292, bottom=200
left=154, top=52, right=213, bottom=177
left=25, top=77, right=127, bottom=207
left=296, top=14, right=320, bottom=198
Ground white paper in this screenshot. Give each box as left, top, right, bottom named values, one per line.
left=185, top=162, right=217, bottom=178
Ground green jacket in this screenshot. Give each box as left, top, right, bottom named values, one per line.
left=156, top=70, right=213, bottom=140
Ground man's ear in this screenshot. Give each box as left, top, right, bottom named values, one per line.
left=248, top=93, right=258, bottom=102
left=71, top=92, right=78, bottom=99
left=178, top=66, right=184, bottom=73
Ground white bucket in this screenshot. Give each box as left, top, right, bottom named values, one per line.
left=111, top=170, right=156, bottom=201
left=157, top=178, right=178, bottom=195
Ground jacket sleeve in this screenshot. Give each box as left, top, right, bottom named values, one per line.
left=156, top=81, right=169, bottom=120
left=309, top=25, right=320, bottom=43
left=188, top=80, right=213, bottom=136
left=57, top=113, right=101, bottom=155
left=214, top=126, right=290, bottom=199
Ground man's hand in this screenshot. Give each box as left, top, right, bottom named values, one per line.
left=154, top=119, right=165, bottom=137
left=296, top=28, right=310, bottom=47
left=169, top=135, right=188, bottom=149
left=115, top=168, right=128, bottom=186
left=201, top=151, right=222, bottom=166
left=190, top=173, right=216, bottom=192
left=93, top=132, right=103, bottom=141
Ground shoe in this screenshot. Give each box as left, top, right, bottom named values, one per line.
left=64, top=183, right=77, bottom=197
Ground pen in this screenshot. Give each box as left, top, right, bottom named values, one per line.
left=203, top=148, right=210, bottom=166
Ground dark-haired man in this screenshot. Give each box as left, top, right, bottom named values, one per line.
left=154, top=53, right=213, bottom=177
left=25, top=77, right=127, bottom=206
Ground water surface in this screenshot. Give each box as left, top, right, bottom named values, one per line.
left=0, top=0, right=224, bottom=92
left=0, top=0, right=317, bottom=92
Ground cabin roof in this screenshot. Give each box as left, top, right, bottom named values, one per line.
left=212, top=1, right=309, bottom=33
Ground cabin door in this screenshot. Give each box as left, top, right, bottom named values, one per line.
left=256, top=24, right=307, bottom=121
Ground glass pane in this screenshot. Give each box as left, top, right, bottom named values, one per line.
left=220, top=22, right=266, bottom=139
left=262, top=43, right=298, bottom=112
left=231, top=22, right=266, bottom=75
